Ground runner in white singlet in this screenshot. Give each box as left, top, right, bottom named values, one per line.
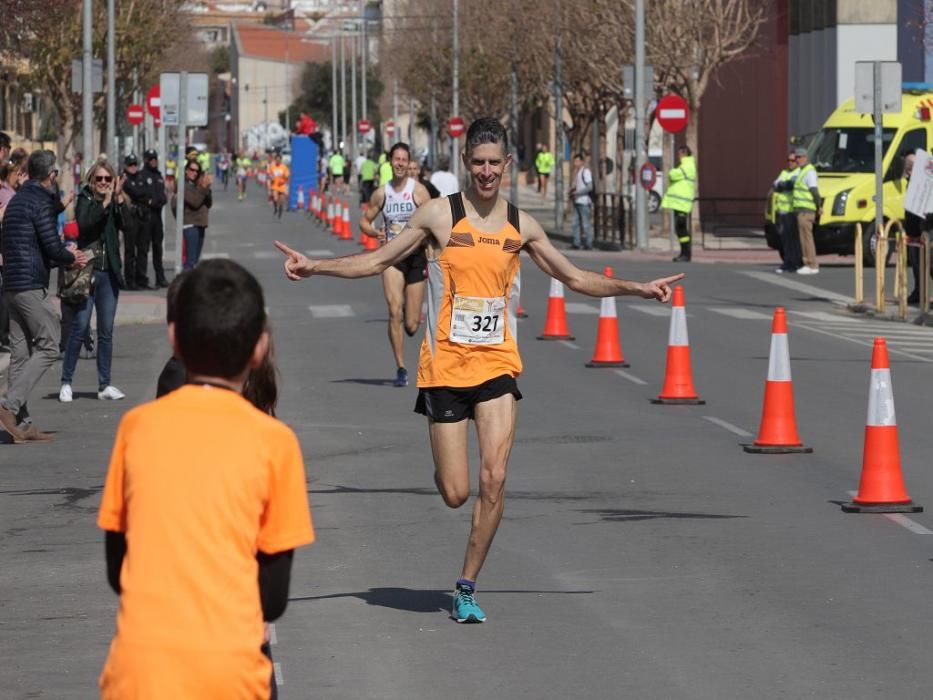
left=359, top=142, right=432, bottom=387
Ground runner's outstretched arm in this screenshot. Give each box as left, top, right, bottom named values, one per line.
left=521, top=212, right=684, bottom=302
left=274, top=203, right=435, bottom=280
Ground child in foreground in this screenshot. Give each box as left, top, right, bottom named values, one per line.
left=97, top=259, right=314, bottom=699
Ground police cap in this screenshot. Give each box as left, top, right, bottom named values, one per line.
left=143, top=149, right=158, bottom=161
left=124, top=154, right=138, bottom=166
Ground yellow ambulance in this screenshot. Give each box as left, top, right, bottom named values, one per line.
left=765, top=85, right=933, bottom=266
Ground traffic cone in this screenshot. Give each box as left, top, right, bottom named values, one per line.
left=363, top=227, right=380, bottom=250
left=331, top=198, right=342, bottom=235
left=325, top=196, right=333, bottom=226
left=296, top=185, right=305, bottom=211
left=652, top=286, right=704, bottom=404
left=339, top=201, right=353, bottom=240
left=536, top=278, right=574, bottom=340
left=842, top=338, right=922, bottom=513
left=586, top=267, right=629, bottom=367
left=516, top=303, right=528, bottom=319
left=744, top=308, right=812, bottom=453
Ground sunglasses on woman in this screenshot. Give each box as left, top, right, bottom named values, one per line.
left=96, top=175, right=114, bottom=183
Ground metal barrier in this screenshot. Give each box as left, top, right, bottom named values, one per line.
left=922, top=232, right=931, bottom=317
left=863, top=219, right=925, bottom=321
left=592, top=192, right=632, bottom=250
left=853, top=223, right=864, bottom=308
left=697, top=197, right=769, bottom=250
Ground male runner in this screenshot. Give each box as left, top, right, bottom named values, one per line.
left=275, top=118, right=682, bottom=623
left=358, top=142, right=431, bottom=387
left=235, top=152, right=252, bottom=201
left=267, top=152, right=290, bottom=220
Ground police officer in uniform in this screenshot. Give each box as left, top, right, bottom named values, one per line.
left=119, top=154, right=146, bottom=290
left=138, top=149, right=169, bottom=288
left=661, top=146, right=697, bottom=262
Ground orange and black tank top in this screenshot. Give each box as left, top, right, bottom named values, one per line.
left=417, top=193, right=523, bottom=388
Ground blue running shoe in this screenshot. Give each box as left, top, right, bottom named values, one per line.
left=452, top=584, right=486, bottom=623
left=393, top=367, right=409, bottom=388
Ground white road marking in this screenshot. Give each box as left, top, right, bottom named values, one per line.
left=309, top=304, right=355, bottom=318
left=789, top=310, right=862, bottom=323
left=814, top=327, right=933, bottom=339
left=253, top=250, right=280, bottom=259
left=702, top=416, right=753, bottom=437
left=846, top=491, right=933, bottom=534
left=268, top=623, right=277, bottom=645
left=564, top=302, right=599, bottom=315
left=739, top=270, right=853, bottom=305
left=613, top=369, right=647, bottom=385
left=306, top=249, right=335, bottom=257
left=273, top=662, right=283, bottom=686
left=709, top=307, right=771, bottom=320
left=789, top=323, right=933, bottom=362
left=200, top=252, right=231, bottom=259
left=626, top=305, right=673, bottom=317
left=559, top=340, right=581, bottom=349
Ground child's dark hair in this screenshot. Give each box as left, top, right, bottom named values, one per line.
left=174, top=260, right=266, bottom=378
left=165, top=271, right=189, bottom=325
left=242, top=331, right=278, bottom=416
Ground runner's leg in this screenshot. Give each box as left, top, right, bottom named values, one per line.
left=382, top=267, right=406, bottom=370
left=403, top=280, right=425, bottom=336
left=429, top=419, right=471, bottom=509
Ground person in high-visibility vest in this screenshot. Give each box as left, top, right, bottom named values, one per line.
left=534, top=144, right=554, bottom=199
left=378, top=150, right=393, bottom=186
left=661, top=146, right=696, bottom=262
left=235, top=153, right=252, bottom=201
left=792, top=147, right=822, bottom=275
left=773, top=151, right=802, bottom=273
left=328, top=151, right=347, bottom=195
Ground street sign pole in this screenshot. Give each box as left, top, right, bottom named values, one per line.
left=174, top=72, right=188, bottom=278
left=82, top=0, right=93, bottom=169
left=634, top=0, right=647, bottom=251
left=158, top=119, right=166, bottom=232
left=107, top=0, right=116, bottom=158
left=873, top=62, right=883, bottom=250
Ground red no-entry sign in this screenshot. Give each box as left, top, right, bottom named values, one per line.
left=358, top=119, right=371, bottom=134
left=447, top=116, right=465, bottom=138
left=384, top=120, right=395, bottom=136
left=146, top=85, right=160, bottom=120
left=639, top=162, right=658, bottom=190
left=657, top=94, right=689, bottom=133
left=127, top=104, right=145, bottom=125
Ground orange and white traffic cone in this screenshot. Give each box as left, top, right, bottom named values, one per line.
left=586, top=267, right=628, bottom=368
left=362, top=228, right=380, bottom=250
left=744, top=307, right=811, bottom=453
left=516, top=303, right=528, bottom=319
left=339, top=201, right=353, bottom=240
left=296, top=185, right=305, bottom=211
left=652, top=286, right=704, bottom=404
left=536, top=278, right=574, bottom=340
left=325, top=196, right=333, bottom=227
left=331, top=198, right=342, bottom=236
left=842, top=338, right=922, bottom=513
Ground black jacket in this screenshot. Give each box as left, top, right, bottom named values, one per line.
left=1, top=180, right=75, bottom=293
left=75, top=185, right=125, bottom=280
left=140, top=164, right=167, bottom=212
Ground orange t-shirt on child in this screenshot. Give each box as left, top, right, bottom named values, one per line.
left=97, top=384, right=314, bottom=699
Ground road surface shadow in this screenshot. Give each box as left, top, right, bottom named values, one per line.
left=577, top=508, right=746, bottom=523
left=290, top=587, right=596, bottom=614
left=331, top=378, right=396, bottom=387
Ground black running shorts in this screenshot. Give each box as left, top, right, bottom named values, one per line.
left=414, top=374, right=522, bottom=423
left=394, top=249, right=428, bottom=285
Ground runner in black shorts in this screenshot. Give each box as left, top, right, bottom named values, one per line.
left=359, top=142, right=432, bottom=387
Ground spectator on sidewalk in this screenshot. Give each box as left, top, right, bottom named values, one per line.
left=661, top=146, right=697, bottom=262
left=773, top=151, right=803, bottom=273
left=0, top=146, right=29, bottom=353
left=171, top=159, right=212, bottom=270
left=429, top=155, right=459, bottom=197
left=570, top=153, right=595, bottom=250
left=903, top=152, right=933, bottom=304
left=97, top=259, right=314, bottom=698
left=792, top=147, right=822, bottom=275
left=0, top=150, right=88, bottom=442
left=60, top=158, right=127, bottom=404
left=535, top=144, right=554, bottom=198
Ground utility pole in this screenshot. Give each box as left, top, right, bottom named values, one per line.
left=635, top=0, right=648, bottom=250
left=174, top=72, right=188, bottom=276
left=340, top=35, right=347, bottom=151
left=452, top=0, right=460, bottom=182
left=409, top=98, right=415, bottom=145
left=284, top=32, right=290, bottom=132
left=430, top=92, right=438, bottom=170
left=393, top=78, right=399, bottom=137
left=554, top=8, right=564, bottom=233
left=351, top=34, right=358, bottom=158
left=361, top=3, right=367, bottom=124
left=263, top=85, right=268, bottom=151
left=82, top=0, right=93, bottom=165
left=510, top=63, right=519, bottom=207
left=331, top=39, right=338, bottom=151
left=107, top=0, right=116, bottom=158
left=132, top=70, right=140, bottom=156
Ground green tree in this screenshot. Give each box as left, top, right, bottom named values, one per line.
left=281, top=61, right=383, bottom=133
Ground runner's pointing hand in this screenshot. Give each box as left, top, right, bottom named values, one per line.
left=274, top=241, right=315, bottom=280
left=639, top=273, right=685, bottom=303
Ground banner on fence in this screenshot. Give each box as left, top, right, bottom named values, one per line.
left=905, top=148, right=933, bottom=216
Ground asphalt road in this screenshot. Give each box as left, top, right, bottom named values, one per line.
left=3, top=182, right=933, bottom=699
